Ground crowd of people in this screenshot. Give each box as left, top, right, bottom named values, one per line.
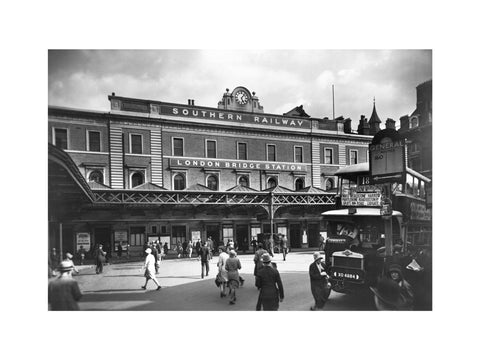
left=48, top=236, right=430, bottom=311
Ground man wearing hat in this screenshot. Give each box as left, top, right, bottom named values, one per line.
left=309, top=252, right=331, bottom=311
left=141, top=248, right=161, bottom=290
left=255, top=253, right=284, bottom=311
left=48, top=261, right=83, bottom=310
left=64, top=252, right=79, bottom=274
left=93, top=244, right=106, bottom=274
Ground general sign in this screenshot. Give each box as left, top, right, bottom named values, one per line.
left=369, top=129, right=406, bottom=183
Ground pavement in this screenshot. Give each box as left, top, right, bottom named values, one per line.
left=68, top=251, right=376, bottom=311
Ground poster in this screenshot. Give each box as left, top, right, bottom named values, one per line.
left=76, top=232, right=91, bottom=251
left=114, top=230, right=128, bottom=250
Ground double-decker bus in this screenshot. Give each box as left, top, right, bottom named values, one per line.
left=321, top=162, right=431, bottom=293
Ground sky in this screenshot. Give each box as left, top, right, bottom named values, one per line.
left=48, top=49, right=431, bottom=129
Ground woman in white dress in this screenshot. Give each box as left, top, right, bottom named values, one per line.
left=141, top=248, right=161, bottom=290
left=217, top=247, right=229, bottom=298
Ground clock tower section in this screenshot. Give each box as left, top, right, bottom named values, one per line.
left=217, top=86, right=264, bottom=113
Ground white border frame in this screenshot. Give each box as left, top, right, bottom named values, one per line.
left=294, top=145, right=303, bottom=163
left=266, top=143, right=276, bottom=162
left=52, top=126, right=69, bottom=149
left=86, top=129, right=101, bottom=152
left=237, top=141, right=248, bottom=160
left=129, top=133, right=143, bottom=154
left=324, top=147, right=334, bottom=164
left=172, top=136, right=185, bottom=157
left=172, top=171, right=187, bottom=190
left=205, top=139, right=217, bottom=158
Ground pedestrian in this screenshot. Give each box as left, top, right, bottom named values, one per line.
left=216, top=246, right=229, bottom=298
left=199, top=241, right=210, bottom=278
left=64, top=252, right=79, bottom=274
left=265, top=236, right=274, bottom=257
left=48, top=261, right=82, bottom=310
left=141, top=248, right=161, bottom=290
left=187, top=240, right=193, bottom=258
left=93, top=244, right=106, bottom=274
left=49, top=247, right=60, bottom=278
left=253, top=243, right=268, bottom=281
left=225, top=250, right=242, bottom=305
left=182, top=240, right=188, bottom=258
left=77, top=245, right=86, bottom=265
left=126, top=244, right=130, bottom=259
left=280, top=234, right=288, bottom=261
left=255, top=253, right=284, bottom=311
left=250, top=238, right=257, bottom=254
left=318, top=233, right=325, bottom=251
left=206, top=236, right=214, bottom=259
left=163, top=242, right=169, bottom=257
left=195, top=240, right=201, bottom=258
left=117, top=243, right=123, bottom=258
left=309, top=251, right=331, bottom=311
left=176, top=241, right=183, bottom=258
left=370, top=277, right=410, bottom=311
left=151, top=244, right=160, bottom=274
left=386, top=263, right=414, bottom=310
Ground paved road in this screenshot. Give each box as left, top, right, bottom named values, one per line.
left=72, top=252, right=376, bottom=311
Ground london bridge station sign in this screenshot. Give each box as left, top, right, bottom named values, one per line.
left=161, top=105, right=311, bottom=129
left=169, top=157, right=308, bottom=172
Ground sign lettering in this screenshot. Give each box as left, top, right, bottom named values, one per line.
left=169, top=157, right=308, bottom=172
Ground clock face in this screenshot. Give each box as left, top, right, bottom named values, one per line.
left=235, top=90, right=248, bottom=105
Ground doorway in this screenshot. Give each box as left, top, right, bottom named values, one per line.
left=206, top=224, right=220, bottom=250
left=236, top=224, right=249, bottom=252
left=289, top=224, right=302, bottom=248
left=308, top=223, right=320, bottom=247
left=94, top=227, right=111, bottom=258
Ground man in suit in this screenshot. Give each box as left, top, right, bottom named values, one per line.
left=199, top=241, right=210, bottom=278
left=255, top=253, right=284, bottom=311
left=93, top=244, right=106, bottom=274
left=309, top=251, right=331, bottom=310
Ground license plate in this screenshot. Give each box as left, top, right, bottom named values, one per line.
left=331, top=267, right=364, bottom=281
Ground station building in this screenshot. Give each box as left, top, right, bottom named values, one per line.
left=48, top=86, right=374, bottom=257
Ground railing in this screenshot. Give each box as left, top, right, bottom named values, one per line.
left=92, top=190, right=336, bottom=206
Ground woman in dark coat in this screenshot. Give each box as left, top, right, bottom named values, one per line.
left=225, top=250, right=242, bottom=305
left=255, top=253, right=284, bottom=311
left=309, top=252, right=331, bottom=310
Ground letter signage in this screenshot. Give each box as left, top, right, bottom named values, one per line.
left=369, top=129, right=406, bottom=183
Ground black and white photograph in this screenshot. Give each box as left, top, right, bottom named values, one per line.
left=3, top=1, right=479, bottom=360
left=47, top=49, right=432, bottom=312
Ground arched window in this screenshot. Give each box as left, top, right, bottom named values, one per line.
left=88, top=170, right=104, bottom=184
left=173, top=173, right=186, bottom=190
left=238, top=176, right=249, bottom=187
left=325, top=178, right=334, bottom=191
left=131, top=172, right=144, bottom=188
left=207, top=175, right=218, bottom=190
left=267, top=177, right=277, bottom=189
left=295, top=178, right=304, bottom=191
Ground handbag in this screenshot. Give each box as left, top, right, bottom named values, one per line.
left=214, top=273, right=222, bottom=287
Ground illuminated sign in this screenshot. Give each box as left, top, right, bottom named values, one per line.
left=161, top=105, right=311, bottom=129
left=169, top=157, right=308, bottom=172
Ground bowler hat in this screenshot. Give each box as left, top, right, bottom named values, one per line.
left=261, top=253, right=271, bottom=263
left=370, top=278, right=407, bottom=310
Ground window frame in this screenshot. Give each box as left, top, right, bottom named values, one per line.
left=130, top=170, right=145, bottom=188
left=172, top=172, right=187, bottom=190
left=237, top=142, right=248, bottom=160
left=266, top=176, right=277, bottom=189
left=294, top=146, right=303, bottom=163
left=205, top=139, right=217, bottom=159
left=172, top=137, right=184, bottom=157
left=52, top=127, right=69, bottom=150
left=87, top=130, right=101, bottom=152
left=206, top=174, right=219, bottom=191
left=324, top=147, right=333, bottom=164
left=325, top=177, right=335, bottom=191
left=294, top=177, right=305, bottom=191
left=129, top=133, right=143, bottom=154
left=238, top=175, right=249, bottom=187
left=349, top=149, right=358, bottom=165
left=266, top=144, right=277, bottom=162
left=87, top=169, right=104, bottom=184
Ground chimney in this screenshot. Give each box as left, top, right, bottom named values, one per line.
left=385, top=118, right=396, bottom=130
left=357, top=115, right=370, bottom=135
left=344, top=118, right=352, bottom=133
left=187, top=99, right=195, bottom=106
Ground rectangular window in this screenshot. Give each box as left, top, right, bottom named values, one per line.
left=349, top=150, right=358, bottom=164
left=54, top=128, right=68, bottom=150
left=173, top=137, right=184, bottom=156
left=223, top=226, right=234, bottom=244
left=238, top=142, right=247, bottom=160
left=130, top=134, right=142, bottom=154
left=130, top=226, right=145, bottom=246
left=251, top=226, right=261, bottom=242
left=206, top=140, right=217, bottom=158
left=294, top=146, right=303, bottom=163
left=87, top=131, right=101, bottom=152
left=325, top=148, right=333, bottom=164
left=267, top=144, right=276, bottom=161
